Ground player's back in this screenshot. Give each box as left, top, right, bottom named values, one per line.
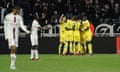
left=81, top=20, right=92, bottom=42
left=65, top=19, right=74, bottom=41
left=74, top=20, right=81, bottom=30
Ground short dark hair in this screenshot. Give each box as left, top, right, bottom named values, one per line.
left=13, top=6, right=20, bottom=10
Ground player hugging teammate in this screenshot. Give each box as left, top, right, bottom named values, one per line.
left=58, top=14, right=94, bottom=56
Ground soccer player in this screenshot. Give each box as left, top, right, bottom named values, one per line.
left=58, top=14, right=67, bottom=55
left=63, top=16, right=74, bottom=55
left=73, top=18, right=82, bottom=55
left=30, top=15, right=41, bottom=60
left=4, top=6, right=30, bottom=70
left=80, top=15, right=93, bottom=55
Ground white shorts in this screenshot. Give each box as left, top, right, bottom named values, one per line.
left=8, top=38, right=18, bottom=48
left=31, top=35, right=39, bottom=46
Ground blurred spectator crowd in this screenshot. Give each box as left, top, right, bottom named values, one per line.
left=0, top=0, right=120, bottom=26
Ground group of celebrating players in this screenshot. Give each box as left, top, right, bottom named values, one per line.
left=58, top=14, right=94, bottom=56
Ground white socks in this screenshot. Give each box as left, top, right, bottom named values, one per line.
left=10, top=54, right=16, bottom=66
left=35, top=50, right=39, bottom=59
left=30, top=49, right=34, bottom=59
left=30, top=49, right=39, bottom=59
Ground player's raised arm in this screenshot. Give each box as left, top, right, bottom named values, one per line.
left=59, top=14, right=64, bottom=23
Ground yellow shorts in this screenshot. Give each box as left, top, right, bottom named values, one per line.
left=73, top=31, right=80, bottom=42
left=66, top=30, right=73, bottom=41
left=60, top=35, right=66, bottom=42
left=60, top=31, right=66, bottom=42
left=81, top=31, right=92, bottom=42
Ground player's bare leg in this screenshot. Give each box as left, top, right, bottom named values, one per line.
left=30, top=46, right=35, bottom=60
left=34, top=45, right=40, bottom=60
left=30, top=45, right=40, bottom=61
left=87, top=41, right=93, bottom=56
left=73, top=42, right=77, bottom=55
left=58, top=42, right=63, bottom=55
left=79, top=43, right=84, bottom=55
left=62, top=42, right=68, bottom=56
left=69, top=41, right=73, bottom=55
left=73, top=42, right=76, bottom=55
left=81, top=42, right=87, bottom=55
left=75, top=42, right=81, bottom=55
left=10, top=45, right=16, bottom=70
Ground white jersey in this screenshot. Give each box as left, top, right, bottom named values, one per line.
left=31, top=19, right=41, bottom=46
left=4, top=13, right=29, bottom=47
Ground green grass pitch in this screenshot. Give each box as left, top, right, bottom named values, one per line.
left=0, top=54, right=120, bottom=72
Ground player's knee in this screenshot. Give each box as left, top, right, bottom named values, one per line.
left=10, top=47, right=16, bottom=53
left=32, top=45, right=38, bottom=49
left=75, top=42, right=79, bottom=45
left=86, top=40, right=92, bottom=44
left=11, top=45, right=16, bottom=49
left=34, top=45, right=39, bottom=49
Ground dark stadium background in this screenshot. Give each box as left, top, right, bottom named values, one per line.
left=0, top=0, right=120, bottom=54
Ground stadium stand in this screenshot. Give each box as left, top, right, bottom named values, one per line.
left=0, top=0, right=120, bottom=36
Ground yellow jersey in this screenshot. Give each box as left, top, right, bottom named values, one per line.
left=65, top=19, right=74, bottom=41
left=73, top=20, right=81, bottom=42
left=80, top=20, right=92, bottom=42
left=59, top=21, right=67, bottom=42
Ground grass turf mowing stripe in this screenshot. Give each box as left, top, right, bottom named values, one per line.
left=0, top=54, right=120, bottom=72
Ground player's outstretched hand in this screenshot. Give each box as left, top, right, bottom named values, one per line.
left=42, top=27, right=50, bottom=30
left=46, top=26, right=51, bottom=30
left=5, top=38, right=8, bottom=41
left=26, top=31, right=31, bottom=38
left=26, top=30, right=30, bottom=34
left=39, top=27, right=43, bottom=30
